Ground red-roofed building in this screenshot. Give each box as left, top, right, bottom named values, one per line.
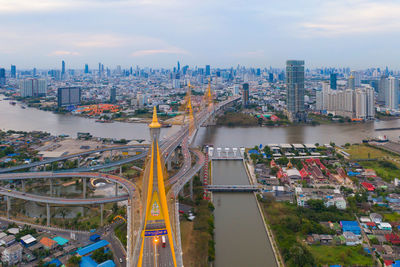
left=270, top=160, right=277, bottom=168
left=361, top=182, right=375, bottom=191
left=385, top=233, right=400, bottom=245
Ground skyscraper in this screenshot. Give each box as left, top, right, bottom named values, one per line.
left=242, top=83, right=249, bottom=107
left=61, top=60, right=65, bottom=75
left=0, top=68, right=6, bottom=86
left=348, top=75, right=355, bottom=90
left=378, top=75, right=388, bottom=103
left=177, top=61, right=180, bottom=72
left=84, top=64, right=89, bottom=74
left=286, top=60, right=305, bottom=122
left=330, top=73, right=337, bottom=90
left=385, top=77, right=399, bottom=110
left=205, top=65, right=210, bottom=76
left=10, top=65, right=16, bottom=78
left=110, top=87, right=117, bottom=103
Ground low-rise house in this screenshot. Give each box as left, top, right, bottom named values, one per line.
left=378, top=222, right=393, bottom=231
left=370, top=213, right=383, bottom=224
left=2, top=243, right=23, bottom=265
left=0, top=235, right=15, bottom=247
left=7, top=228, right=19, bottom=235
left=40, top=237, right=58, bottom=250
left=20, top=234, right=37, bottom=247
left=343, top=231, right=361, bottom=246
left=385, top=233, right=400, bottom=245
left=319, top=234, right=333, bottom=245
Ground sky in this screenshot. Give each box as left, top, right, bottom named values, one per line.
left=1, top=0, right=400, bottom=69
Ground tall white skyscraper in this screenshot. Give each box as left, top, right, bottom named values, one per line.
left=385, top=77, right=399, bottom=110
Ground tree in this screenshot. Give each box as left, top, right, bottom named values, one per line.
left=307, top=199, right=325, bottom=212
left=287, top=244, right=315, bottom=267
left=67, top=255, right=81, bottom=267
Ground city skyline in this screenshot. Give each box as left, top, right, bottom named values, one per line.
left=1, top=0, right=400, bottom=68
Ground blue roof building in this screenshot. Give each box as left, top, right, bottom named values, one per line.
left=76, top=240, right=109, bottom=256
left=53, top=236, right=69, bottom=246
left=79, top=256, right=115, bottom=267
left=340, top=221, right=361, bottom=235
left=48, top=258, right=62, bottom=267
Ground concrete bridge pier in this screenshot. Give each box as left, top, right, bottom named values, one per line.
left=6, top=197, right=11, bottom=219
left=100, top=204, right=104, bottom=226
left=115, top=183, right=118, bottom=197
left=49, top=179, right=53, bottom=196
left=46, top=204, right=50, bottom=226
left=119, top=165, right=122, bottom=175
left=82, top=178, right=87, bottom=198
left=190, top=178, right=193, bottom=200
left=21, top=180, right=25, bottom=192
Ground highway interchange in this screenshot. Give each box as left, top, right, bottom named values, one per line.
left=0, top=96, right=240, bottom=267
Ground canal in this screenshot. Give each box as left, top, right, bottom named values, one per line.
left=212, top=160, right=277, bottom=267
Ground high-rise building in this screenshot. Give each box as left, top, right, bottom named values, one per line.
left=61, top=60, right=65, bottom=75
left=378, top=75, right=388, bottom=103
left=348, top=75, right=355, bottom=90
left=0, top=68, right=5, bottom=86
left=57, top=87, right=81, bottom=107
left=286, top=60, right=305, bottom=121
left=10, top=65, right=16, bottom=78
left=20, top=79, right=47, bottom=97
left=205, top=65, right=210, bottom=76
left=242, top=83, right=249, bottom=107
left=351, top=70, right=361, bottom=86
left=84, top=64, right=89, bottom=74
left=98, top=63, right=102, bottom=77
left=177, top=61, right=180, bottom=72
left=330, top=73, right=337, bottom=90
left=110, top=87, right=117, bottom=103
left=385, top=77, right=399, bottom=110
left=268, top=73, right=274, bottom=83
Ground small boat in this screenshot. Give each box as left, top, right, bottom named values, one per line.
left=95, top=119, right=113, bottom=123
left=372, top=135, right=389, bottom=143
left=161, top=123, right=172, bottom=128
left=21, top=106, right=26, bottom=109
left=9, top=101, right=16, bottom=105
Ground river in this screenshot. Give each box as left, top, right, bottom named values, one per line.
left=212, top=160, right=277, bottom=267
left=0, top=95, right=175, bottom=140
left=2, top=95, right=400, bottom=145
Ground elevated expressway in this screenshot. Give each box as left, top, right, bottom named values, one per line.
left=0, top=95, right=240, bottom=266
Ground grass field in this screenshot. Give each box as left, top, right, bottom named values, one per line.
left=345, top=144, right=400, bottom=181
left=344, top=144, right=399, bottom=160
left=309, top=245, right=375, bottom=266
left=384, top=213, right=400, bottom=223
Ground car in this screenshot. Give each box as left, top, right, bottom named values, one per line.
left=7, top=190, right=11, bottom=192
left=119, top=258, right=123, bottom=263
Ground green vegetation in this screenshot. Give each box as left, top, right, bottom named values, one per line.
left=180, top=175, right=215, bottom=265
left=114, top=222, right=127, bottom=247
left=67, top=255, right=81, bottom=267
left=383, top=212, right=400, bottom=223
left=216, top=112, right=258, bottom=126
left=359, top=160, right=400, bottom=182
left=309, top=245, right=374, bottom=266
left=260, top=198, right=366, bottom=267
left=92, top=248, right=113, bottom=263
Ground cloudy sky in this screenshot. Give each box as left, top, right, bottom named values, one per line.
left=1, top=0, right=400, bottom=69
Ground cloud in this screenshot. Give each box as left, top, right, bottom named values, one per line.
left=300, top=0, right=400, bottom=36
left=49, top=50, right=80, bottom=56
left=131, top=48, right=189, bottom=57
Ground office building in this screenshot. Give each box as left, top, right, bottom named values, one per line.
left=330, top=73, right=337, bottom=90
left=242, top=83, right=249, bottom=107
left=351, top=70, right=361, bottom=86
left=286, top=60, right=305, bottom=121
left=0, top=68, right=5, bottom=86
left=378, top=75, right=387, bottom=103
left=20, top=79, right=47, bottom=97
left=385, top=77, right=399, bottom=110
left=110, top=87, right=117, bottom=103
left=268, top=73, right=274, bottom=83
left=348, top=75, right=355, bottom=90
left=57, top=87, right=81, bottom=107
left=10, top=65, right=16, bottom=78
left=61, top=60, right=65, bottom=77
left=205, top=65, right=211, bottom=76
left=84, top=64, right=89, bottom=74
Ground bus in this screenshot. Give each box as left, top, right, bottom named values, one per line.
left=161, top=236, right=166, bottom=247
